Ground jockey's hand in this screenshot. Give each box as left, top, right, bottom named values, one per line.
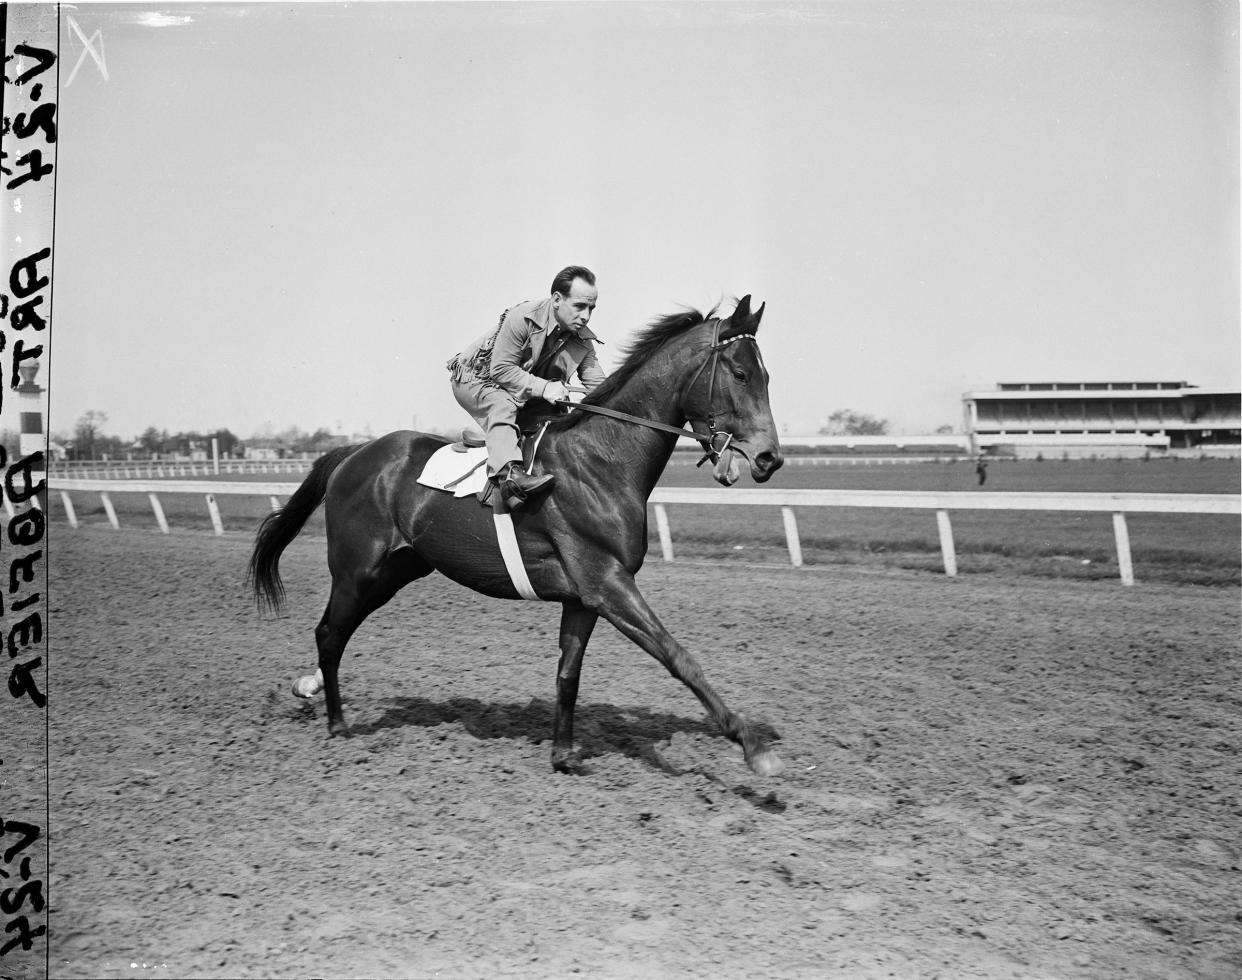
left=542, top=380, right=571, bottom=403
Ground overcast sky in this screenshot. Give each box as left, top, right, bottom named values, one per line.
left=49, top=0, right=1240, bottom=442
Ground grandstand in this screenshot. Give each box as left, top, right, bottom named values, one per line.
left=963, top=381, right=1241, bottom=457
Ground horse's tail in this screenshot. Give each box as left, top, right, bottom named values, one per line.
left=248, top=444, right=364, bottom=612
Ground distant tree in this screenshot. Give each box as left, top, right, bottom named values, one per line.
left=292, top=427, right=335, bottom=454
left=97, top=434, right=128, bottom=460
left=934, top=424, right=956, bottom=435
left=138, top=426, right=172, bottom=456
left=0, top=428, right=19, bottom=456
left=276, top=426, right=308, bottom=450
left=818, top=409, right=889, bottom=436
left=74, top=410, right=109, bottom=460
left=211, top=428, right=240, bottom=457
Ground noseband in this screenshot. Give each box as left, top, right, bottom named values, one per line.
left=560, top=317, right=760, bottom=466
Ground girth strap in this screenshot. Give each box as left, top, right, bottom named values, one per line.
left=493, top=512, right=539, bottom=600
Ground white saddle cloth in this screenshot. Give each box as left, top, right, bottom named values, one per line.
left=416, top=444, right=489, bottom=497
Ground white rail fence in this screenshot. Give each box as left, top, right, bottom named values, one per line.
left=54, top=455, right=967, bottom=480
left=41, top=478, right=1240, bottom=587
left=53, top=459, right=315, bottom=480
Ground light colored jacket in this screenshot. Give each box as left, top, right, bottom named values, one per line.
left=447, top=296, right=605, bottom=404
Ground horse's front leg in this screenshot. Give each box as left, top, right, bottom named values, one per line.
left=582, top=567, right=783, bottom=778
left=551, top=603, right=598, bottom=774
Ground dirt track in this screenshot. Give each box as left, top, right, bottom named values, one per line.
left=20, top=527, right=1242, bottom=978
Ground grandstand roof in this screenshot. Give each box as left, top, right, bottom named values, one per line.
left=994, top=381, right=1188, bottom=391
left=966, top=385, right=1238, bottom=401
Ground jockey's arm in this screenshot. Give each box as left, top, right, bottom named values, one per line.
left=576, top=345, right=606, bottom=391
left=488, top=309, right=558, bottom=402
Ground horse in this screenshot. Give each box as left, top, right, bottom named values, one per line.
left=248, top=295, right=786, bottom=776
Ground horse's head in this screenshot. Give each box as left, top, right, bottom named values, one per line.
left=686, top=295, right=784, bottom=486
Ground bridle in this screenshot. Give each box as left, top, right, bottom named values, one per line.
left=560, top=317, right=760, bottom=467
left=681, top=319, right=761, bottom=465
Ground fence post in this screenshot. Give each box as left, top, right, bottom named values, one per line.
left=60, top=491, right=78, bottom=529
left=654, top=503, right=674, bottom=561
left=936, top=509, right=958, bottom=576
left=100, top=492, right=120, bottom=529
left=1113, top=512, right=1135, bottom=586
left=148, top=493, right=170, bottom=534
left=269, top=495, right=281, bottom=512
left=205, top=494, right=224, bottom=535
left=780, top=506, right=803, bottom=567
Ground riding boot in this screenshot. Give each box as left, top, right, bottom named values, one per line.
left=495, top=463, right=555, bottom=511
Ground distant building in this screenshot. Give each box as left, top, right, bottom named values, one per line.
left=963, top=381, right=1241, bottom=457
left=242, top=442, right=285, bottom=460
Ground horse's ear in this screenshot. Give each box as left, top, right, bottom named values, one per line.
left=728, top=295, right=764, bottom=334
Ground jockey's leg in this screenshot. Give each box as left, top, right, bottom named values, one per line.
left=477, top=388, right=524, bottom=478
left=452, top=377, right=521, bottom=475
left=453, top=379, right=555, bottom=508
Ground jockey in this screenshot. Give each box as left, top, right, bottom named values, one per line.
left=447, top=265, right=606, bottom=509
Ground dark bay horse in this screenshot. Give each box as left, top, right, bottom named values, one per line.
left=248, top=296, right=786, bottom=776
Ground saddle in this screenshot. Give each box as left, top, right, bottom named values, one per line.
left=449, top=428, right=486, bottom=452
left=417, top=423, right=552, bottom=509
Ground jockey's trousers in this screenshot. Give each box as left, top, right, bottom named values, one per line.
left=450, top=376, right=523, bottom=477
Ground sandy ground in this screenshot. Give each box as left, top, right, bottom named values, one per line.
left=8, top=526, right=1240, bottom=979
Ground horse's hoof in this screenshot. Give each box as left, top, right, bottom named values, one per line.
left=328, top=722, right=350, bottom=738
left=748, top=748, right=785, bottom=778
left=551, top=751, right=587, bottom=775
left=292, top=669, right=324, bottom=699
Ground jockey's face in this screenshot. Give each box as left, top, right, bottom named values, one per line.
left=552, top=278, right=598, bottom=334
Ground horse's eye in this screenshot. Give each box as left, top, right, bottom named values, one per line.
left=732, top=370, right=747, bottom=383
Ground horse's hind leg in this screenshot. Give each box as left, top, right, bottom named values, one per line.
left=551, top=603, right=598, bottom=774
left=315, top=548, right=432, bottom=737
left=314, top=587, right=365, bottom=738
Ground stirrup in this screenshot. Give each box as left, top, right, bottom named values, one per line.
left=492, top=466, right=520, bottom=511
left=500, top=480, right=528, bottom=512
left=495, top=465, right=554, bottom=511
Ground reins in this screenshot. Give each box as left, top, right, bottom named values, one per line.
left=558, top=319, right=759, bottom=466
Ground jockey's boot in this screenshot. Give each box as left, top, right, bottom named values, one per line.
left=495, top=464, right=555, bottom=511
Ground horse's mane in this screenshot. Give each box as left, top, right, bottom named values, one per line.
left=545, top=305, right=719, bottom=432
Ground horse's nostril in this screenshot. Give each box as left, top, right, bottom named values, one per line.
left=755, top=451, right=782, bottom=471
